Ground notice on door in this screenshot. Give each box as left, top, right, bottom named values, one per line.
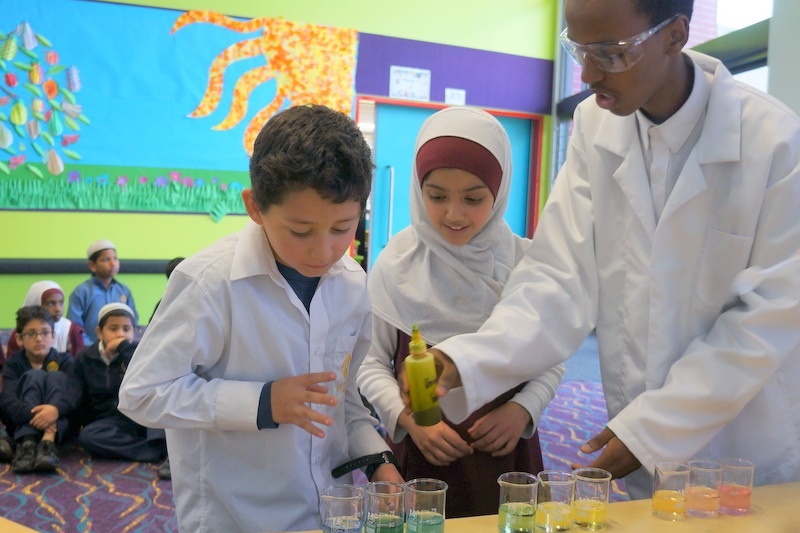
left=389, top=66, right=431, bottom=102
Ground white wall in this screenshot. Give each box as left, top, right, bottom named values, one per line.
left=768, top=0, right=800, bottom=114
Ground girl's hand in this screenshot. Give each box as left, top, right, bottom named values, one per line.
left=468, top=401, right=530, bottom=457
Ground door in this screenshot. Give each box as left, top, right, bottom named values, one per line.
left=366, top=99, right=540, bottom=269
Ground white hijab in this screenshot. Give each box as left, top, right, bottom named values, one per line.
left=23, top=280, right=72, bottom=353
left=368, top=106, right=529, bottom=343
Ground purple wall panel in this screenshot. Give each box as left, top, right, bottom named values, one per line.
left=356, top=33, right=553, bottom=115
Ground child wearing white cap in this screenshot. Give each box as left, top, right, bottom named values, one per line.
left=67, top=239, right=138, bottom=344
left=72, top=303, right=169, bottom=478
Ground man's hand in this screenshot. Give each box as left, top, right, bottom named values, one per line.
left=271, top=372, right=338, bottom=438
left=402, top=413, right=472, bottom=466
left=399, top=348, right=462, bottom=408
left=468, top=401, right=530, bottom=457
left=571, top=426, right=641, bottom=479
left=30, top=404, right=59, bottom=430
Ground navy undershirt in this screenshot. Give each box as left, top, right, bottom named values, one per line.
left=256, top=263, right=321, bottom=430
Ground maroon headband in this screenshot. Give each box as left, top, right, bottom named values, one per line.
left=416, top=136, right=502, bottom=198
left=41, top=288, right=64, bottom=304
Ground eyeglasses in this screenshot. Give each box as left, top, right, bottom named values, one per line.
left=560, top=14, right=679, bottom=73
left=21, top=329, right=53, bottom=340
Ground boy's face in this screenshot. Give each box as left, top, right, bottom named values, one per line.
left=96, top=315, right=135, bottom=346
left=242, top=188, right=361, bottom=278
left=17, top=318, right=55, bottom=359
left=42, top=292, right=65, bottom=322
left=422, top=168, right=494, bottom=245
left=89, top=249, right=119, bottom=279
left=565, top=0, right=687, bottom=121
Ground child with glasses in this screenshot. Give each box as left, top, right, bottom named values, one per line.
left=68, top=239, right=138, bottom=344
left=425, top=0, right=800, bottom=500
left=0, top=306, right=80, bottom=473
left=118, top=104, right=402, bottom=533
left=5, top=281, right=86, bottom=359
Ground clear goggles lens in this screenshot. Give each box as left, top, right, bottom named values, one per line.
left=559, top=15, right=678, bottom=73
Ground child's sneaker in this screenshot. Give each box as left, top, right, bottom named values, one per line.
left=33, top=440, right=59, bottom=472
left=11, top=437, right=37, bottom=474
left=0, top=438, right=12, bottom=463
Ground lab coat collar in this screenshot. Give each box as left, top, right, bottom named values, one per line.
left=594, top=51, right=740, bottom=165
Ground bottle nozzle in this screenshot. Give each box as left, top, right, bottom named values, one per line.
left=409, top=324, right=426, bottom=356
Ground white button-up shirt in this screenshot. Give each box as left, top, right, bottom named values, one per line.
left=119, top=221, right=389, bottom=533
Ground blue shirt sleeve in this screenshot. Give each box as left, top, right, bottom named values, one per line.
left=256, top=381, right=278, bottom=429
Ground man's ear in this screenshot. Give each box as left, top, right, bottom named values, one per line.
left=241, top=189, right=265, bottom=225
left=666, top=15, right=690, bottom=56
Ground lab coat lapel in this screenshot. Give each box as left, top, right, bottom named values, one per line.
left=595, top=114, right=657, bottom=242
left=658, top=53, right=742, bottom=223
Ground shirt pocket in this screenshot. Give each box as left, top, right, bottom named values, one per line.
left=696, top=227, right=753, bottom=308
left=333, top=335, right=358, bottom=394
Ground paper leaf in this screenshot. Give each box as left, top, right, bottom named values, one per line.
left=26, top=163, right=43, bottom=178
left=36, top=34, right=52, bottom=47
left=47, top=65, right=66, bottom=76
left=64, top=115, right=79, bottom=131
left=78, top=114, right=90, bottom=125
left=23, top=82, right=42, bottom=97
left=12, top=61, right=31, bottom=71
left=41, top=131, right=54, bottom=145
left=62, top=148, right=81, bottom=160
left=0, top=161, right=8, bottom=174
left=60, top=86, right=76, bottom=104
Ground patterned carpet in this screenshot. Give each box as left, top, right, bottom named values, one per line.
left=0, top=380, right=623, bottom=531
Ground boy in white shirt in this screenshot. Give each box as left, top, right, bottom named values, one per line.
left=119, top=104, right=402, bottom=533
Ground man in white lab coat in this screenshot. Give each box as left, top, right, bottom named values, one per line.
left=428, top=0, right=800, bottom=498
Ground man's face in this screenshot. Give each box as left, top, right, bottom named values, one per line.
left=89, top=249, right=119, bottom=280
left=564, top=0, right=684, bottom=121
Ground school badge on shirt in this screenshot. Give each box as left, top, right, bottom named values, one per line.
left=337, top=353, right=352, bottom=393
left=120, top=295, right=128, bottom=303
left=46, top=361, right=60, bottom=372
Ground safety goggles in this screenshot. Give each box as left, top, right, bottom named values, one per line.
left=560, top=14, right=679, bottom=73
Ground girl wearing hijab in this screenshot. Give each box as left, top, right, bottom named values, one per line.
left=6, top=281, right=85, bottom=359
left=357, top=107, right=564, bottom=517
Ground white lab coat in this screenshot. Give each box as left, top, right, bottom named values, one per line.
left=437, top=51, right=800, bottom=498
left=118, top=221, right=390, bottom=532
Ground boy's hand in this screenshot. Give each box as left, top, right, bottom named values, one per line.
left=468, top=401, right=530, bottom=457
left=271, top=372, right=338, bottom=438
left=103, top=337, right=127, bottom=356
left=403, top=413, right=472, bottom=466
left=30, top=404, right=59, bottom=430
left=399, top=348, right=462, bottom=408
left=370, top=463, right=404, bottom=485
left=571, top=426, right=642, bottom=479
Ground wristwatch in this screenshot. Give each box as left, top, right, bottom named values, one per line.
left=331, top=451, right=399, bottom=480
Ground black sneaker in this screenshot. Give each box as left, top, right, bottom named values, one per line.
left=33, top=440, right=59, bottom=472
left=157, top=457, right=171, bottom=480
left=0, top=438, right=12, bottom=463
left=12, top=437, right=37, bottom=474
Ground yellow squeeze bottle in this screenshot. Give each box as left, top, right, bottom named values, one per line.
left=405, top=324, right=442, bottom=426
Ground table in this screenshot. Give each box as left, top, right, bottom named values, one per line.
left=0, top=516, right=39, bottom=533
left=296, top=481, right=799, bottom=532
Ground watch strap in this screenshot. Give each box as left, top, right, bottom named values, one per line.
left=331, top=451, right=398, bottom=479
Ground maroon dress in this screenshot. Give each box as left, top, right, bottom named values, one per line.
left=389, top=330, right=545, bottom=518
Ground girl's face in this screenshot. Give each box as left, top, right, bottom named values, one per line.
left=421, top=168, right=494, bottom=245
left=42, top=292, right=65, bottom=322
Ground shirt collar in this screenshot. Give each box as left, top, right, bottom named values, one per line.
left=635, top=54, right=711, bottom=154
left=229, top=221, right=343, bottom=283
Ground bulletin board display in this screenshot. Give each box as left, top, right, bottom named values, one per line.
left=0, top=0, right=358, bottom=220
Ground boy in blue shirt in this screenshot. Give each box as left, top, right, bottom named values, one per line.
left=118, top=104, right=402, bottom=533
left=0, top=306, right=80, bottom=473
left=68, top=239, right=138, bottom=344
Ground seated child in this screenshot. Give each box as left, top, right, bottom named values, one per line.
left=7, top=281, right=86, bottom=357
left=118, top=104, right=402, bottom=533
left=68, top=239, right=138, bottom=344
left=73, top=303, right=168, bottom=471
left=0, top=306, right=80, bottom=473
